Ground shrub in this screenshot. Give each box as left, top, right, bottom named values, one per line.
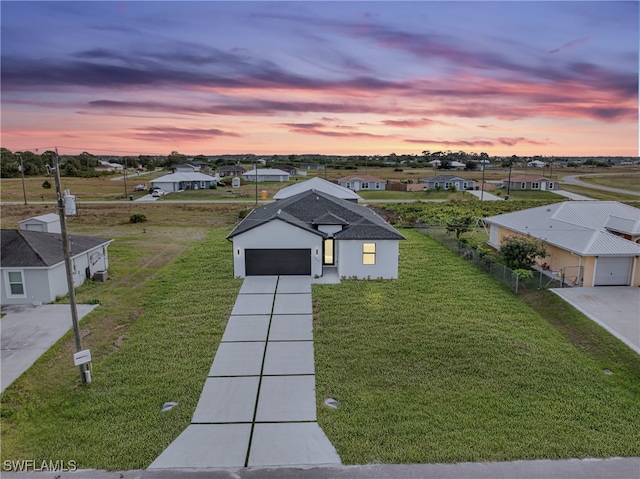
left=129, top=213, right=147, bottom=224
left=42, top=180, right=52, bottom=189
left=237, top=209, right=250, bottom=219
left=500, top=235, right=547, bottom=270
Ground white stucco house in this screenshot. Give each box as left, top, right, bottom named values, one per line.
left=1, top=221, right=112, bottom=305
left=227, top=189, right=404, bottom=279
left=273, top=177, right=362, bottom=202
left=241, top=168, right=291, bottom=182
left=150, top=172, right=219, bottom=192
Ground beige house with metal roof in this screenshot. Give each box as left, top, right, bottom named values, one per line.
left=484, top=201, right=640, bottom=287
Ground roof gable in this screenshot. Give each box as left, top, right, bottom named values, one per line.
left=227, top=190, right=404, bottom=241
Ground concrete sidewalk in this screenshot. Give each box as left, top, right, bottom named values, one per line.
left=466, top=190, right=502, bottom=201
left=149, top=276, right=340, bottom=469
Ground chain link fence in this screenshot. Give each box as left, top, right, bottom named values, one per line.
left=415, top=225, right=564, bottom=293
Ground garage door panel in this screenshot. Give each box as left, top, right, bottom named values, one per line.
left=245, top=249, right=311, bottom=276
left=595, top=257, right=632, bottom=286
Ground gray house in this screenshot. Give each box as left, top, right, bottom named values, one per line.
left=1, top=227, right=112, bottom=305
left=336, top=174, right=387, bottom=191
left=502, top=175, right=555, bottom=191
left=227, top=190, right=404, bottom=279
left=273, top=177, right=361, bottom=202
left=217, top=165, right=247, bottom=177
left=419, top=175, right=475, bottom=190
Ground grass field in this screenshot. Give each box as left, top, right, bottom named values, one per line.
left=558, top=184, right=640, bottom=202
left=313, top=229, right=640, bottom=464
left=577, top=174, right=640, bottom=192
left=2, top=202, right=640, bottom=469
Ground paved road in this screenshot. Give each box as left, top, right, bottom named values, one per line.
left=561, top=174, right=640, bottom=196
left=3, top=457, right=639, bottom=479
left=553, top=189, right=594, bottom=201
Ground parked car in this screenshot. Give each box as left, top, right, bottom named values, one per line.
left=151, top=189, right=165, bottom=197
left=134, top=184, right=146, bottom=191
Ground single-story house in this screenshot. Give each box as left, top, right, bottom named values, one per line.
left=95, top=160, right=124, bottom=172
left=484, top=201, right=640, bottom=287
left=217, top=165, right=247, bottom=177
left=273, top=165, right=298, bottom=176
left=1, top=222, right=112, bottom=305
left=227, top=189, right=405, bottom=279
left=502, top=175, right=555, bottom=191
left=174, top=163, right=200, bottom=173
left=241, top=168, right=291, bottom=182
left=419, top=175, right=475, bottom=190
left=527, top=160, right=546, bottom=168
left=150, top=172, right=219, bottom=192
left=273, top=177, right=362, bottom=202
left=428, top=160, right=466, bottom=170
left=337, top=175, right=387, bottom=191
left=300, top=163, right=325, bottom=170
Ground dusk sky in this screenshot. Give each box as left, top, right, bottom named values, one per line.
left=1, top=1, right=638, bottom=157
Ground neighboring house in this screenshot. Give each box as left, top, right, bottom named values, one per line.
left=502, top=175, right=555, bottom=191
left=273, top=164, right=298, bottom=176
left=1, top=222, right=112, bottom=305
left=427, top=160, right=466, bottom=170
left=175, top=163, right=200, bottom=173
left=95, top=160, right=124, bottom=172
left=300, top=163, right=325, bottom=170
left=527, top=160, right=546, bottom=168
left=242, top=168, right=291, bottom=182
left=217, top=165, right=247, bottom=177
left=227, top=189, right=405, bottom=279
left=484, top=201, right=640, bottom=287
left=150, top=172, right=219, bottom=192
left=273, top=177, right=362, bottom=202
left=337, top=175, right=387, bottom=191
left=18, top=213, right=61, bottom=233
left=419, top=175, right=475, bottom=190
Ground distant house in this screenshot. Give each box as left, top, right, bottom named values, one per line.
left=217, top=165, right=247, bottom=177
left=503, top=175, right=555, bottom=191
left=337, top=175, right=387, bottom=191
left=175, top=163, right=200, bottom=173
left=273, top=164, right=298, bottom=176
left=527, top=160, right=546, bottom=168
left=227, top=190, right=404, bottom=279
left=428, top=160, right=466, bottom=170
left=242, top=168, right=291, bottom=182
left=273, top=177, right=361, bottom=202
left=1, top=218, right=112, bottom=305
left=484, top=201, right=640, bottom=287
left=95, top=160, right=124, bottom=172
left=300, top=163, right=325, bottom=170
left=150, top=172, right=219, bottom=192
left=419, top=175, right=475, bottom=190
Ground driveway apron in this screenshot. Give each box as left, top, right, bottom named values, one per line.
left=149, top=276, right=340, bottom=469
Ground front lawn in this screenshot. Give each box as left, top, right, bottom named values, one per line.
left=313, top=229, right=640, bottom=464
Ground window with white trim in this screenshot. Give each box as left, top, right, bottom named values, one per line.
left=531, top=182, right=540, bottom=189
left=362, top=182, right=369, bottom=189
left=6, top=271, right=25, bottom=297
left=521, top=182, right=526, bottom=189
left=548, top=182, right=554, bottom=189
left=362, top=243, right=376, bottom=265
left=375, top=182, right=380, bottom=189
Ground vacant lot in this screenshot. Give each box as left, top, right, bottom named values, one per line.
left=314, top=229, right=640, bottom=464
left=578, top=174, right=640, bottom=192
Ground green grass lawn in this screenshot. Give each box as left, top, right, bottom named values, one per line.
left=313, top=229, right=640, bottom=464
left=559, top=184, right=640, bottom=201
left=578, top=174, right=640, bottom=192
left=492, top=188, right=564, bottom=200
left=358, top=190, right=468, bottom=200
left=0, top=229, right=241, bottom=470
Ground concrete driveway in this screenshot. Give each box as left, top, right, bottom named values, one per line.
left=552, top=287, right=640, bottom=354
left=1, top=303, right=98, bottom=392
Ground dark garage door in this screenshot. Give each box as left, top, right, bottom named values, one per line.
left=245, top=249, right=311, bottom=276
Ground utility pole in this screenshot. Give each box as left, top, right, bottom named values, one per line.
left=52, top=150, right=87, bottom=384
left=480, top=162, right=486, bottom=201
left=18, top=155, right=27, bottom=205
left=507, top=161, right=512, bottom=196
left=254, top=160, right=258, bottom=205
left=123, top=157, right=128, bottom=198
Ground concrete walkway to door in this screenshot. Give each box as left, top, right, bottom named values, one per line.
left=149, top=276, right=340, bottom=469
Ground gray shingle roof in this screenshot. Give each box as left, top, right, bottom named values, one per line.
left=1, top=229, right=112, bottom=268
left=227, top=190, right=404, bottom=240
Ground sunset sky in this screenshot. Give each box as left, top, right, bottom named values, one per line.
left=1, top=1, right=638, bottom=157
